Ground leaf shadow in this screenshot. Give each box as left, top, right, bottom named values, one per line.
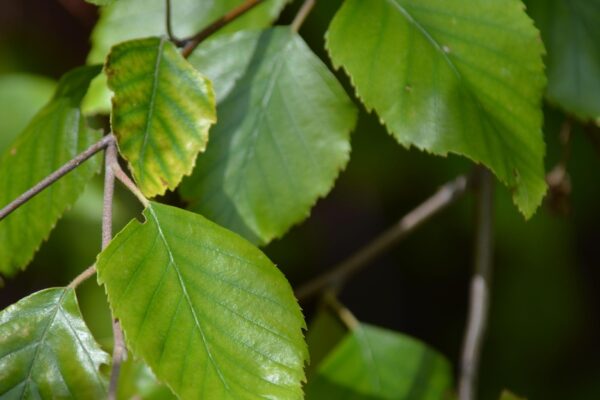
left=188, top=29, right=278, bottom=245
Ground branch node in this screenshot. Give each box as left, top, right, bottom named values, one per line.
left=181, top=0, right=265, bottom=58
left=0, top=134, right=115, bottom=221
left=101, top=136, right=127, bottom=400
left=111, top=163, right=150, bottom=208
left=165, top=0, right=185, bottom=46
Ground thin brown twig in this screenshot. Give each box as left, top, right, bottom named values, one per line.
left=111, top=163, right=149, bottom=207
left=103, top=140, right=127, bottom=400
left=109, top=321, right=126, bottom=396
left=181, top=0, right=264, bottom=58
left=291, top=0, right=316, bottom=32
left=165, top=0, right=184, bottom=46
left=458, top=167, right=494, bottom=400
left=102, top=141, right=116, bottom=249
left=546, top=120, right=572, bottom=215
left=165, top=0, right=176, bottom=41
left=322, top=291, right=359, bottom=331
left=67, top=265, right=96, bottom=289
left=295, top=174, right=470, bottom=302
left=0, top=135, right=115, bottom=221
left=67, top=138, right=118, bottom=290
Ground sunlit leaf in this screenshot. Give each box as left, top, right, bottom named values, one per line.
left=525, top=0, right=600, bottom=122
left=0, top=74, right=55, bottom=152
left=0, top=66, right=102, bottom=276
left=0, top=288, right=110, bottom=398
left=85, top=0, right=289, bottom=113
left=326, top=0, right=547, bottom=217
left=97, top=202, right=308, bottom=399
left=181, top=28, right=356, bottom=244
left=106, top=37, right=216, bottom=198
left=306, top=324, right=453, bottom=399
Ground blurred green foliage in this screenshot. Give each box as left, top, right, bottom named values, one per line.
left=0, top=74, right=55, bottom=151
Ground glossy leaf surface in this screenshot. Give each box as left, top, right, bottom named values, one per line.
left=0, top=74, right=55, bottom=152
left=0, top=288, right=110, bottom=398
left=106, top=37, right=216, bottom=198
left=306, top=324, right=453, bottom=399
left=525, top=0, right=600, bottom=121
left=97, top=202, right=308, bottom=399
left=85, top=0, right=289, bottom=113
left=0, top=66, right=102, bottom=276
left=182, top=28, right=356, bottom=244
left=326, top=0, right=547, bottom=217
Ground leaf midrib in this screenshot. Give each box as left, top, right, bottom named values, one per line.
left=19, top=290, right=67, bottom=400
left=138, top=39, right=165, bottom=184
left=58, top=306, right=108, bottom=392
left=222, top=36, right=291, bottom=232
left=355, top=327, right=382, bottom=392
left=385, top=0, right=462, bottom=80
left=146, top=205, right=232, bottom=394
left=384, top=0, right=523, bottom=182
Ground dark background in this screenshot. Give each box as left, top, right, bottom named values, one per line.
left=1, top=1, right=599, bottom=399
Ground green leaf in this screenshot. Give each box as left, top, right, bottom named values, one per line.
left=306, top=324, right=453, bottom=400
left=500, top=390, right=526, bottom=400
left=305, top=307, right=347, bottom=379
left=106, top=37, right=216, bottom=198
left=0, top=66, right=102, bottom=276
left=82, top=74, right=112, bottom=115
left=181, top=28, right=356, bottom=244
left=326, top=0, right=547, bottom=217
left=525, top=0, right=600, bottom=122
left=117, top=358, right=176, bottom=400
left=0, top=288, right=110, bottom=398
left=97, top=202, right=308, bottom=399
left=0, top=74, right=56, bottom=153
left=85, top=0, right=289, bottom=113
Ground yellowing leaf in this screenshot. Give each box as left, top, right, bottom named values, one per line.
left=85, top=0, right=290, bottom=113
left=88, top=0, right=289, bottom=64
left=106, top=37, right=216, bottom=198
